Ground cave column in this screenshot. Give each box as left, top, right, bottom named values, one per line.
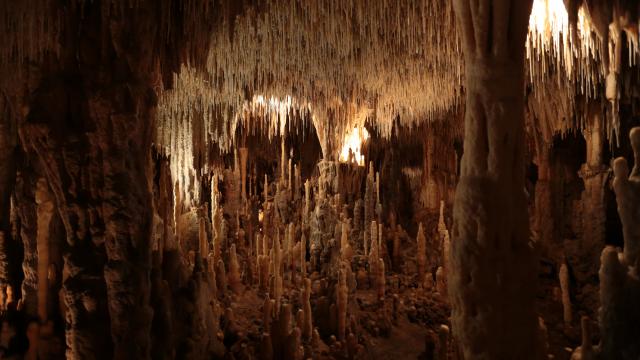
left=578, top=104, right=608, bottom=270
left=21, top=6, right=160, bottom=359
left=240, top=147, right=248, bottom=202
left=533, top=140, right=554, bottom=253
left=423, top=132, right=439, bottom=210
left=35, top=178, right=54, bottom=322
left=449, top=1, right=541, bottom=359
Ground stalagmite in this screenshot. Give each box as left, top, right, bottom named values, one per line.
left=392, top=225, right=401, bottom=269
left=213, top=209, right=223, bottom=264
left=294, top=165, right=301, bottom=201
left=559, top=262, right=572, bottom=325
left=437, top=325, right=449, bottom=360
left=437, top=201, right=446, bottom=235
left=340, top=222, right=353, bottom=262
left=302, top=278, right=313, bottom=340
left=369, top=221, right=379, bottom=282
left=304, top=180, right=311, bottom=219
left=259, top=255, right=270, bottom=293
left=435, top=267, right=446, bottom=297
left=377, top=259, right=385, bottom=300
left=450, top=0, right=541, bottom=358
left=300, top=234, right=306, bottom=277
left=337, top=268, right=348, bottom=341
left=198, top=215, right=208, bottom=259
left=228, top=244, right=242, bottom=295
left=377, top=222, right=386, bottom=264
left=612, top=127, right=640, bottom=266
left=240, top=147, right=249, bottom=201
left=441, top=231, right=450, bottom=276
left=217, top=260, right=228, bottom=296
left=281, top=138, right=287, bottom=184
left=364, top=165, right=375, bottom=253
left=35, top=178, right=53, bottom=322
left=533, top=141, right=553, bottom=251
left=260, top=333, right=274, bottom=360
left=417, top=223, right=427, bottom=286
left=263, top=296, right=273, bottom=332
left=571, top=316, right=594, bottom=360
left=578, top=104, right=608, bottom=278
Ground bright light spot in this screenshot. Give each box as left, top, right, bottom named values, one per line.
left=528, top=0, right=570, bottom=58
left=339, top=127, right=369, bottom=166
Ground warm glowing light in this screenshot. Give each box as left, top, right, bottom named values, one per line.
left=528, top=0, right=569, bottom=56
left=339, top=127, right=369, bottom=166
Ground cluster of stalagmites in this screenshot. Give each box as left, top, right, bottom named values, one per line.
left=570, top=127, right=640, bottom=360
left=165, top=145, right=455, bottom=359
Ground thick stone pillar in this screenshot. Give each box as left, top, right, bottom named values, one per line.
left=449, top=1, right=541, bottom=359
left=20, top=3, right=162, bottom=357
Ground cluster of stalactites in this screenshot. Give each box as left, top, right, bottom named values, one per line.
left=156, top=65, right=317, bottom=205
left=156, top=0, right=461, bottom=157
left=0, top=0, right=61, bottom=82
left=526, top=0, right=640, bottom=142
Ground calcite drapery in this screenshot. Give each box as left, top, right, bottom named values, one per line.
left=450, top=0, right=541, bottom=358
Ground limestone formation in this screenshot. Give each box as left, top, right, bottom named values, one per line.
left=450, top=1, right=541, bottom=358
left=35, top=178, right=54, bottom=322
left=612, top=127, right=640, bottom=266
left=417, top=223, right=427, bottom=286
left=228, top=244, right=242, bottom=295
left=1, top=1, right=639, bottom=359
left=336, top=268, right=348, bottom=341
